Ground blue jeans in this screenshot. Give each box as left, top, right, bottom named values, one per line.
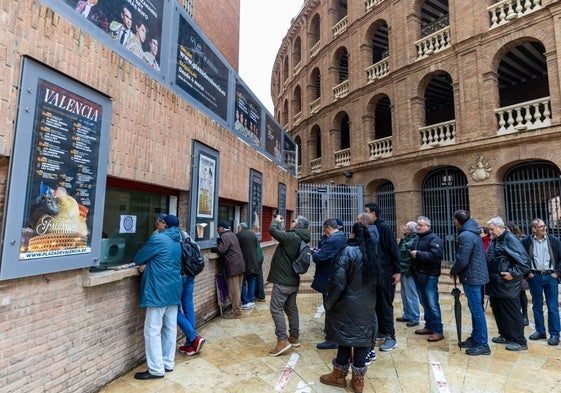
left=463, top=284, right=488, bottom=345
left=528, top=273, right=560, bottom=336
left=415, top=275, right=443, bottom=334
left=400, top=275, right=420, bottom=322
left=241, top=273, right=257, bottom=304
left=144, top=305, right=178, bottom=376
left=177, top=276, right=197, bottom=344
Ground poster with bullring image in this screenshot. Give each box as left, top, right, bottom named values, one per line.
left=0, top=59, right=111, bottom=280
left=62, top=0, right=164, bottom=72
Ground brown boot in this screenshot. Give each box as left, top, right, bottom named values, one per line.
left=319, top=359, right=349, bottom=388
left=351, top=364, right=367, bottom=393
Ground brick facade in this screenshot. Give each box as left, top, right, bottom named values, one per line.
left=0, top=1, right=293, bottom=392
left=274, top=0, right=561, bottom=232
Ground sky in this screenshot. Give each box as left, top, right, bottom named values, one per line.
left=239, top=0, right=305, bottom=114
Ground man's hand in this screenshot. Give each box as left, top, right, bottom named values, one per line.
left=392, top=273, right=401, bottom=285
left=501, top=271, right=513, bottom=280
left=138, top=264, right=145, bottom=273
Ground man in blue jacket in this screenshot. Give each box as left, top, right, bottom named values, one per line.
left=134, top=214, right=183, bottom=380
left=312, top=219, right=348, bottom=349
left=450, top=210, right=490, bottom=356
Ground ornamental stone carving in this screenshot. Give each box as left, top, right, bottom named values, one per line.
left=469, top=155, right=492, bottom=181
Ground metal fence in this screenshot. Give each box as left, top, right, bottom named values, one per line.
left=296, top=183, right=364, bottom=248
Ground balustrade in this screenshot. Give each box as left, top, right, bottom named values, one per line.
left=332, top=16, right=348, bottom=37
left=333, top=80, right=349, bottom=100
left=488, top=0, right=542, bottom=29
left=495, top=97, right=551, bottom=135
left=366, top=58, right=389, bottom=83
left=368, top=137, right=392, bottom=160
left=334, top=148, right=351, bottom=167
left=415, top=26, right=451, bottom=60
left=419, top=120, right=456, bottom=149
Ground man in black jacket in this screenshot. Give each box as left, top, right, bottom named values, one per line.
left=365, top=203, right=400, bottom=353
left=411, top=216, right=444, bottom=342
left=521, top=218, right=561, bottom=346
left=486, top=216, right=530, bottom=351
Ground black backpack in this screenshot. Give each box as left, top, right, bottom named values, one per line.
left=292, top=240, right=312, bottom=274
left=180, top=232, right=204, bottom=276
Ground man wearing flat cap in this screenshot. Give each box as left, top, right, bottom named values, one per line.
left=133, top=214, right=182, bottom=380
left=214, top=222, right=245, bottom=318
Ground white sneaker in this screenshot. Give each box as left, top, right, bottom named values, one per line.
left=241, top=302, right=255, bottom=310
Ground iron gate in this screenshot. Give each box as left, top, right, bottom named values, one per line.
left=505, top=161, right=561, bottom=238
left=422, top=167, right=469, bottom=264
left=376, top=181, right=397, bottom=234
left=296, top=183, right=364, bottom=248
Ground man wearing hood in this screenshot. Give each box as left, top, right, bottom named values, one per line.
left=451, top=210, right=490, bottom=356
left=133, top=214, right=183, bottom=380
left=267, top=214, right=311, bottom=356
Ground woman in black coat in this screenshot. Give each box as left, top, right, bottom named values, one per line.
left=320, top=222, right=378, bottom=393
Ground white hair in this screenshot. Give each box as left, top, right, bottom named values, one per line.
left=405, top=221, right=418, bottom=233
left=487, top=216, right=505, bottom=227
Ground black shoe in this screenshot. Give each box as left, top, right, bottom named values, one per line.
left=491, top=336, right=506, bottom=344
left=529, top=332, right=547, bottom=340
left=316, top=340, right=338, bottom=350
left=466, top=344, right=491, bottom=356
left=523, top=316, right=529, bottom=326
left=459, top=337, right=477, bottom=349
left=396, top=317, right=411, bottom=322
left=165, top=368, right=173, bottom=372
left=134, top=371, right=164, bottom=380
left=406, top=321, right=420, bottom=327
left=505, top=342, right=528, bottom=351
left=548, top=335, right=560, bottom=346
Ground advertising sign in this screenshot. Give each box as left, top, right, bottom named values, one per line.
left=0, top=58, right=111, bottom=280
left=234, top=81, right=262, bottom=147
left=265, top=114, right=283, bottom=162
left=176, top=14, right=229, bottom=121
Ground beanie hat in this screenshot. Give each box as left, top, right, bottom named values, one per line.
left=218, top=221, right=231, bottom=230
left=335, top=219, right=344, bottom=228
left=163, top=214, right=179, bottom=228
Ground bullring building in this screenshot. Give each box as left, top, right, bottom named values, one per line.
left=274, top=0, right=561, bottom=261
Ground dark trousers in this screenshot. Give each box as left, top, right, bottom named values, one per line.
left=336, top=346, right=370, bottom=368
left=375, top=277, right=396, bottom=337
left=490, top=296, right=527, bottom=345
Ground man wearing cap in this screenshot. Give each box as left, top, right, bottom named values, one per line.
left=214, top=222, right=246, bottom=318
left=133, top=214, right=183, bottom=380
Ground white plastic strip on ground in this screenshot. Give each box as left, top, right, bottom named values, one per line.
left=430, top=361, right=451, bottom=393
left=275, top=353, right=300, bottom=392
left=314, top=304, right=324, bottom=319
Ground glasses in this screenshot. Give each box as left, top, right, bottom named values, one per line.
left=535, top=224, right=546, bottom=229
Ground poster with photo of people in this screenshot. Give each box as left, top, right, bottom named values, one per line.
left=234, top=81, right=262, bottom=147
left=63, top=0, right=164, bottom=72
left=265, top=114, right=283, bottom=163
left=176, top=14, right=229, bottom=121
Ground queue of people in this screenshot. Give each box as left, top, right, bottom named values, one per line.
left=131, top=207, right=561, bottom=391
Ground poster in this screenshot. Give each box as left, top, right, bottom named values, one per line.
left=20, top=79, right=103, bottom=260
left=197, top=154, right=216, bottom=219
left=234, top=81, right=261, bottom=147
left=265, top=114, right=283, bottom=162
left=64, top=0, right=164, bottom=71
left=249, top=170, right=263, bottom=234
left=176, top=14, right=229, bottom=121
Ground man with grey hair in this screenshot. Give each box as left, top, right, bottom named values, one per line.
left=411, top=216, right=445, bottom=342
left=396, top=221, right=420, bottom=327
left=267, top=214, right=311, bottom=356
left=521, top=218, right=561, bottom=345
left=486, top=216, right=530, bottom=351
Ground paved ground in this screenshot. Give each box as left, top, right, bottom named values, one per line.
left=99, top=272, right=561, bottom=393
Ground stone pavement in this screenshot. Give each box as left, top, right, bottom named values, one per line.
left=99, top=273, right=561, bottom=393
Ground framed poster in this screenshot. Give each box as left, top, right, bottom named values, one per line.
left=234, top=79, right=262, bottom=148
left=190, top=141, right=220, bottom=249
left=278, top=183, right=287, bottom=219
left=265, top=114, right=283, bottom=163
left=248, top=170, right=263, bottom=237
left=0, top=58, right=111, bottom=280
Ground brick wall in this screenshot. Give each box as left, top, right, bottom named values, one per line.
left=0, top=1, right=295, bottom=392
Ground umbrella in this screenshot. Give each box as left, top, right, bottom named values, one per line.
left=451, top=276, right=462, bottom=348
